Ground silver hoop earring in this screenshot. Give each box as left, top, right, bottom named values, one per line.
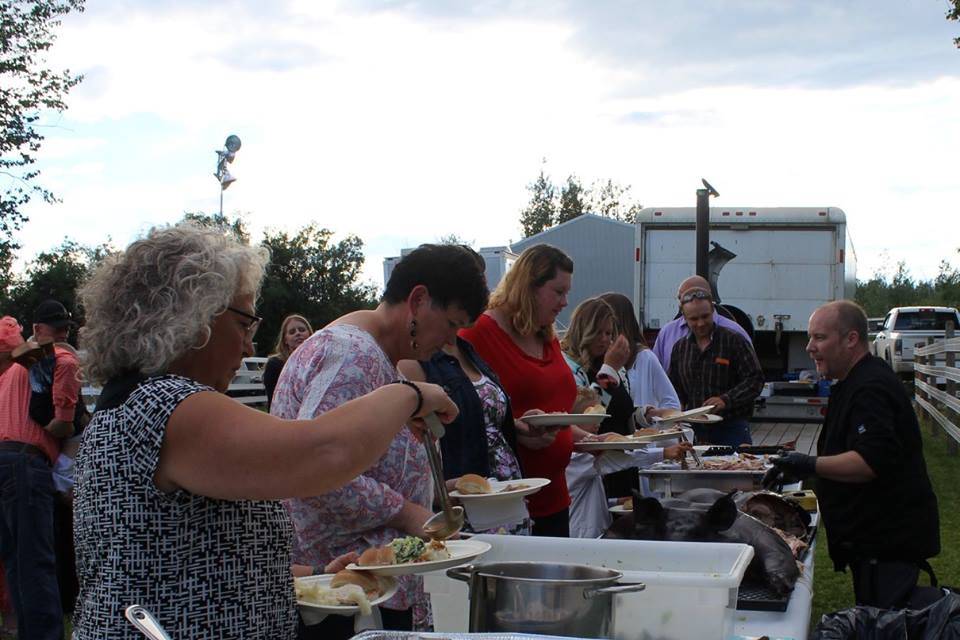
left=191, top=326, right=212, bottom=351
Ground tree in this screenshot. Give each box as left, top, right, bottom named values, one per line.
left=556, top=174, right=586, bottom=225
left=4, top=237, right=112, bottom=338
left=257, top=224, right=377, bottom=355
left=182, top=210, right=251, bottom=244
left=519, top=164, right=556, bottom=237
left=1, top=0, right=86, bottom=265
left=586, top=179, right=643, bottom=223
left=948, top=0, right=960, bottom=48
left=436, top=233, right=473, bottom=246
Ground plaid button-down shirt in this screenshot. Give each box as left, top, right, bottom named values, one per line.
left=667, top=324, right=764, bottom=420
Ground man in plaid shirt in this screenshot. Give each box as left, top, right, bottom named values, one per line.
left=668, top=289, right=764, bottom=446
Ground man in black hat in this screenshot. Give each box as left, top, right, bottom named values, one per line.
left=31, top=299, right=80, bottom=439
left=32, top=299, right=73, bottom=345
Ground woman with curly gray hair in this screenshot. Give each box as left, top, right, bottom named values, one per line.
left=71, top=223, right=457, bottom=640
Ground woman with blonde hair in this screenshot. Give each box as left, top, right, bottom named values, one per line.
left=561, top=297, right=633, bottom=436
left=460, top=244, right=578, bottom=537
left=71, top=223, right=457, bottom=640
left=263, top=314, right=313, bottom=410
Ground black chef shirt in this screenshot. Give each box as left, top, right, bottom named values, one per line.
left=816, top=354, right=939, bottom=570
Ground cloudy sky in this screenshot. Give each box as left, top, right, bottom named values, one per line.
left=15, top=0, right=960, bottom=288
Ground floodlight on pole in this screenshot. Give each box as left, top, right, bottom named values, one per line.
left=214, top=134, right=242, bottom=216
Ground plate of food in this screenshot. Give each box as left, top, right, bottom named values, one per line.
left=651, top=405, right=716, bottom=425
left=522, top=410, right=609, bottom=428
left=347, top=538, right=492, bottom=577
left=682, top=413, right=723, bottom=424
left=608, top=500, right=632, bottom=515
left=295, top=570, right=397, bottom=616
left=631, top=427, right=688, bottom=443
left=574, top=432, right=651, bottom=451
left=449, top=475, right=550, bottom=501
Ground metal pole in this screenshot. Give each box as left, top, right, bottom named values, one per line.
left=219, top=188, right=224, bottom=218
left=695, top=188, right=710, bottom=279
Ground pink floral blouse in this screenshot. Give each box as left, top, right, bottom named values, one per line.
left=270, top=324, right=431, bottom=610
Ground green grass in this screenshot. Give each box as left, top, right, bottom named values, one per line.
left=810, top=415, right=960, bottom=627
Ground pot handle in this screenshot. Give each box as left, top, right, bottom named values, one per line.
left=446, top=565, right=474, bottom=582
left=584, top=582, right=646, bottom=598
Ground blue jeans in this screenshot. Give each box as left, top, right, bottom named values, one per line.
left=692, top=417, right=752, bottom=447
left=0, top=449, right=63, bottom=640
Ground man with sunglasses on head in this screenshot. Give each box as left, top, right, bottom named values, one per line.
left=652, top=275, right=752, bottom=372
left=667, top=287, right=763, bottom=447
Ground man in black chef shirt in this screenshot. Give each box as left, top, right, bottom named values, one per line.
left=764, top=300, right=940, bottom=609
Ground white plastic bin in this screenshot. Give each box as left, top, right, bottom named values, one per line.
left=423, top=534, right=754, bottom=640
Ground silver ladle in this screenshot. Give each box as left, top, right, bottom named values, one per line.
left=125, top=605, right=173, bottom=640
left=421, top=413, right=464, bottom=540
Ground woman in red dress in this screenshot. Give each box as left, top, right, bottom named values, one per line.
left=460, top=244, right=580, bottom=537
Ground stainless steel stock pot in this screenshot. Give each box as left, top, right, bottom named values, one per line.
left=446, top=561, right=645, bottom=638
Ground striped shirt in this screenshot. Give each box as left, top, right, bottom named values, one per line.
left=667, top=324, right=764, bottom=420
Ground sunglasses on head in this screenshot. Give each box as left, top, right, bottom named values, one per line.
left=680, top=289, right=713, bottom=304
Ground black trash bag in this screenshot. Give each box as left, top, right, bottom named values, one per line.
left=812, top=592, right=960, bottom=640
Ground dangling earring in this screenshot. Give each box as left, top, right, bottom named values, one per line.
left=191, top=326, right=212, bottom=350
left=409, top=318, right=419, bottom=351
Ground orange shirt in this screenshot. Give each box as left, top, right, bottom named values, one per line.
left=0, top=362, right=60, bottom=463
left=51, top=345, right=81, bottom=423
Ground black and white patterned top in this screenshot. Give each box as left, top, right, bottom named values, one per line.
left=73, top=375, right=296, bottom=640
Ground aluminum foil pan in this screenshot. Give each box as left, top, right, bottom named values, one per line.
left=351, top=632, right=585, bottom=640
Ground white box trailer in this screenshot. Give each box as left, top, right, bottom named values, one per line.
left=634, top=206, right=856, bottom=419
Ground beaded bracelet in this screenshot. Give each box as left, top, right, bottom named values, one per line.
left=394, top=379, right=423, bottom=418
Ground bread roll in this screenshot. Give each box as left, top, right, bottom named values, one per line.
left=455, top=473, right=492, bottom=494
left=330, top=569, right=382, bottom=596
left=584, top=405, right=606, bottom=415
left=603, top=433, right=631, bottom=442
left=358, top=546, right=395, bottom=566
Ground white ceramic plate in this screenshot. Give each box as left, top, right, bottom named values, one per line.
left=608, top=504, right=631, bottom=515
left=522, top=413, right=609, bottom=428
left=346, top=540, right=492, bottom=577
left=295, top=574, right=398, bottom=614
left=652, top=405, right=716, bottom=425
left=450, top=477, right=550, bottom=501
left=682, top=413, right=723, bottom=424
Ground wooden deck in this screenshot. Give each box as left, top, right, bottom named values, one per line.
left=749, top=421, right=822, bottom=455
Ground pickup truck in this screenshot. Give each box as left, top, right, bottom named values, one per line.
left=871, top=306, right=960, bottom=375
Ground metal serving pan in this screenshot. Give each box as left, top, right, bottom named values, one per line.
left=638, top=468, right=767, bottom=497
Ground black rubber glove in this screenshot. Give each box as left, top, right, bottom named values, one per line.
left=762, top=452, right=818, bottom=490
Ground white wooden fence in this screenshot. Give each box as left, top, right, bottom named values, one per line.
left=81, top=356, right=269, bottom=411
left=914, top=322, right=959, bottom=454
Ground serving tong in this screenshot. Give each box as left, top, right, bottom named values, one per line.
left=679, top=430, right=702, bottom=469
left=421, top=413, right=464, bottom=540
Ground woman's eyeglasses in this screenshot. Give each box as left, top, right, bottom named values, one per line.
left=680, top=289, right=712, bottom=304
left=227, top=307, right=262, bottom=337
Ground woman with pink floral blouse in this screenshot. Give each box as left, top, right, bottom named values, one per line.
left=271, top=244, right=488, bottom=637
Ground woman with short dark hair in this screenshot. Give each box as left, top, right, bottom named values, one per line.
left=273, top=243, right=489, bottom=633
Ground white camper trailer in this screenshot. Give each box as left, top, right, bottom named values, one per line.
left=635, top=206, right=857, bottom=421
